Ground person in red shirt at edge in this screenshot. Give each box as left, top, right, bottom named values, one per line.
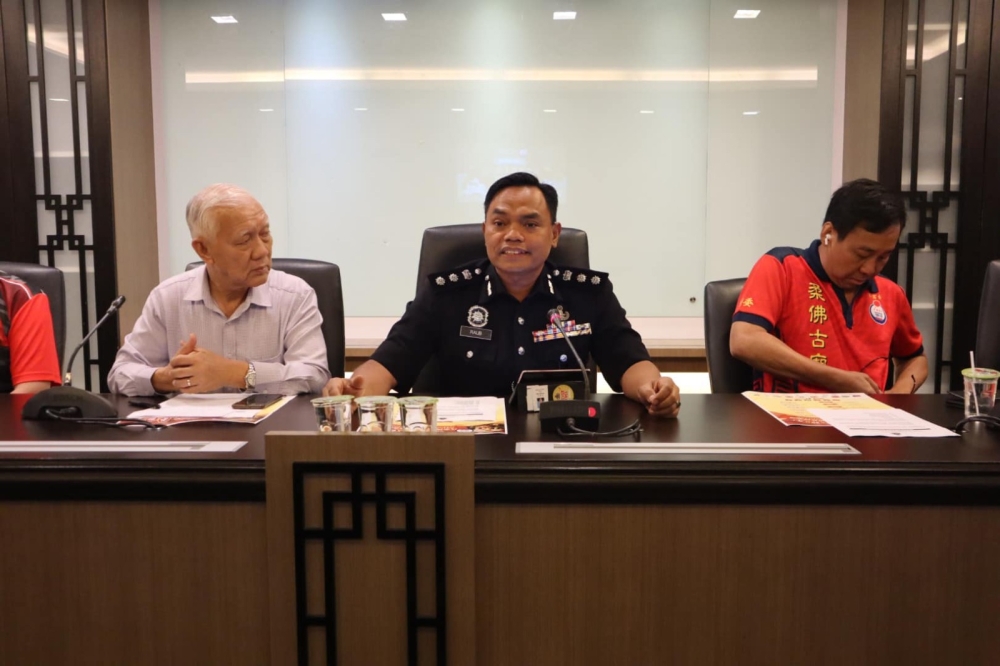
left=0, top=271, right=62, bottom=394
left=730, top=178, right=928, bottom=394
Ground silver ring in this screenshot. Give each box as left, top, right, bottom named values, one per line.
left=186, top=379, right=192, bottom=388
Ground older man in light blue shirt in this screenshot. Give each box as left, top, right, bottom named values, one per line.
left=108, top=184, right=329, bottom=396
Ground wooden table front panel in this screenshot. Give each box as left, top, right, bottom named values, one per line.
left=2, top=500, right=999, bottom=665
left=476, top=504, right=1000, bottom=666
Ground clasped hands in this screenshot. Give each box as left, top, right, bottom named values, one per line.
left=637, top=376, right=681, bottom=418
left=152, top=334, right=247, bottom=394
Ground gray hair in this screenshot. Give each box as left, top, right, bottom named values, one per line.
left=185, top=183, right=265, bottom=239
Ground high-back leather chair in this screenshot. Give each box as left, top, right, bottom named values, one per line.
left=186, top=259, right=345, bottom=377
left=415, top=224, right=590, bottom=296
left=703, top=278, right=754, bottom=393
left=0, top=261, right=67, bottom=367
left=411, top=224, right=590, bottom=393
left=976, top=260, right=1000, bottom=370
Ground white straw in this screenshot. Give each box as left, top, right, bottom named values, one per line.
left=970, top=350, right=980, bottom=416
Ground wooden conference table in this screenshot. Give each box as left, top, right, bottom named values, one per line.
left=0, top=393, right=999, bottom=665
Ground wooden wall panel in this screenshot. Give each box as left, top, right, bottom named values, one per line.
left=106, top=0, right=159, bottom=340
left=0, top=502, right=269, bottom=666
left=476, top=504, right=1000, bottom=666
left=843, top=0, right=885, bottom=181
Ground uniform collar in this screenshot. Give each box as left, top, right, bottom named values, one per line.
left=804, top=239, right=878, bottom=294
left=479, top=261, right=559, bottom=304
left=183, top=265, right=272, bottom=317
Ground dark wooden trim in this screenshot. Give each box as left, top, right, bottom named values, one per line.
left=878, top=0, right=908, bottom=280
left=82, top=0, right=119, bottom=392
left=950, top=0, right=997, bottom=390
left=0, top=0, right=40, bottom=263
left=0, top=468, right=266, bottom=501
left=475, top=469, right=1000, bottom=505
left=4, top=462, right=1000, bottom=506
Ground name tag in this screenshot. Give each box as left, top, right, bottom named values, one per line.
left=460, top=326, right=493, bottom=341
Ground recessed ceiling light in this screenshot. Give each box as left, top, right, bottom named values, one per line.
left=451, top=108, right=465, bottom=112
left=354, top=107, right=368, bottom=111
left=553, top=11, right=577, bottom=20
left=639, top=110, right=655, bottom=114
left=211, top=15, right=238, bottom=24
left=743, top=110, right=759, bottom=115
left=543, top=109, right=557, bottom=113
left=49, top=98, right=69, bottom=102
left=259, top=108, right=274, bottom=112
left=734, top=10, right=761, bottom=19
left=382, top=13, right=406, bottom=21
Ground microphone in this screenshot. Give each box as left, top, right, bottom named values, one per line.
left=538, top=307, right=601, bottom=433
left=21, top=295, right=126, bottom=421
left=547, top=308, right=591, bottom=399
left=62, top=295, right=126, bottom=386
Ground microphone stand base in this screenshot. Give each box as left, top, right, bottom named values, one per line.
left=22, top=386, right=119, bottom=420
left=539, top=400, right=601, bottom=433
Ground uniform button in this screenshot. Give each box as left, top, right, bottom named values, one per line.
left=518, top=317, right=525, bottom=325
left=518, top=346, right=525, bottom=356
left=560, top=354, right=568, bottom=363
left=466, top=351, right=474, bottom=358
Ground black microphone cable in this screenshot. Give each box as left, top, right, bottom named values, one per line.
left=42, top=408, right=164, bottom=430
left=954, top=414, right=1000, bottom=432
left=557, top=417, right=643, bottom=439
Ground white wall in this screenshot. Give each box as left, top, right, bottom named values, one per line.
left=153, top=0, right=841, bottom=321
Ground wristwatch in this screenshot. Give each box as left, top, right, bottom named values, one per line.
left=244, top=361, right=256, bottom=391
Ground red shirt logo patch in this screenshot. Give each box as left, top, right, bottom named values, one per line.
left=870, top=300, right=887, bottom=325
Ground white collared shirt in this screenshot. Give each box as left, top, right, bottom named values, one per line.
left=108, top=266, right=330, bottom=396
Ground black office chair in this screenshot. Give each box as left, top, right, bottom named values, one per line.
left=976, top=260, right=1000, bottom=370
left=186, top=259, right=345, bottom=377
left=0, top=261, right=67, bottom=367
left=703, top=278, right=754, bottom=394
left=410, top=223, right=590, bottom=393
left=415, top=223, right=590, bottom=296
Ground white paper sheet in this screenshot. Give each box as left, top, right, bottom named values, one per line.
left=129, top=394, right=294, bottom=426
left=436, top=397, right=504, bottom=422
left=0, top=441, right=247, bottom=453
left=516, top=442, right=860, bottom=455
left=808, top=408, right=959, bottom=438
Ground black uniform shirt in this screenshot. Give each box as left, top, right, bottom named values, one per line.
left=370, top=259, right=651, bottom=396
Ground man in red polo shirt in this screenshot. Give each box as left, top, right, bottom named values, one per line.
left=0, top=271, right=62, bottom=394
left=730, top=178, right=927, bottom=394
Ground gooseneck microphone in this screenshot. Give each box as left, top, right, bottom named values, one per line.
left=546, top=308, right=591, bottom=400
left=538, top=307, right=602, bottom=434
left=22, top=295, right=157, bottom=427
left=538, top=307, right=642, bottom=439
left=63, top=295, right=126, bottom=386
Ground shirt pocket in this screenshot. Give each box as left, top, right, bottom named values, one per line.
left=443, top=335, right=498, bottom=369
left=232, top=328, right=284, bottom=362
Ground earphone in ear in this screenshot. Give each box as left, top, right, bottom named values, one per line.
left=824, top=234, right=832, bottom=246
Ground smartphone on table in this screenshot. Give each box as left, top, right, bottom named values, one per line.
left=231, top=394, right=283, bottom=410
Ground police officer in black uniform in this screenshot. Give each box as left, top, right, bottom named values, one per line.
left=324, top=172, right=681, bottom=418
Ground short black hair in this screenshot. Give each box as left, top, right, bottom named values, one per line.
left=824, top=178, right=907, bottom=238
left=483, top=172, right=559, bottom=223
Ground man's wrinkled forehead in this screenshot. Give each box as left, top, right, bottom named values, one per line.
left=211, top=203, right=268, bottom=230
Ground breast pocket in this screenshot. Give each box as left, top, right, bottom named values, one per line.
left=231, top=321, right=283, bottom=361
left=445, top=336, right=498, bottom=368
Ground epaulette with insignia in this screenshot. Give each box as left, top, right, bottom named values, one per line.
left=426, top=259, right=487, bottom=289
left=548, top=265, right=609, bottom=287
